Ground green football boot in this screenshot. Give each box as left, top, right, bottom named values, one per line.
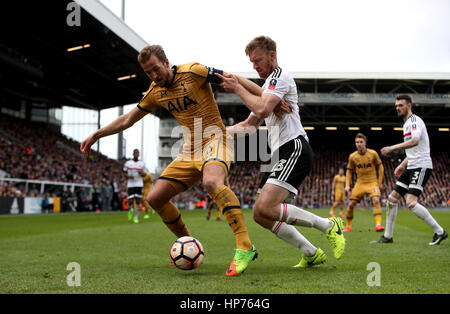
left=225, top=245, right=258, bottom=277
left=326, top=217, right=346, bottom=259
left=293, top=248, right=327, bottom=268
left=127, top=208, right=134, bottom=221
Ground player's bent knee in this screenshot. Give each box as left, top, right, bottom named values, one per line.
left=388, top=194, right=399, bottom=204
left=147, top=193, right=168, bottom=210
left=202, top=178, right=221, bottom=194
left=253, top=209, right=264, bottom=225
left=407, top=200, right=418, bottom=210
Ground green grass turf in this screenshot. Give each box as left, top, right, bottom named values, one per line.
left=0, top=208, right=448, bottom=294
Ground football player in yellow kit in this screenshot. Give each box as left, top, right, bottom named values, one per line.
left=80, top=45, right=276, bottom=276
left=329, top=167, right=346, bottom=218
left=344, top=133, right=385, bottom=232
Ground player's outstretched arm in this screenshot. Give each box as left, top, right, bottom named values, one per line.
left=381, top=137, right=419, bottom=156
left=216, top=73, right=280, bottom=119
left=80, top=107, right=147, bottom=156
left=227, top=114, right=262, bottom=137
left=216, top=72, right=291, bottom=117
left=226, top=73, right=263, bottom=97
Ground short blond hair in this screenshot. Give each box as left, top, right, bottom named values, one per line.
left=138, top=45, right=167, bottom=64
left=355, top=133, right=367, bottom=143
left=245, top=36, right=277, bottom=56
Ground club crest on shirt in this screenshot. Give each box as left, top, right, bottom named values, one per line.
left=268, top=78, right=277, bottom=90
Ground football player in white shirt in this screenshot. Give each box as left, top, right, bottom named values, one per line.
left=373, top=94, right=447, bottom=245
left=123, top=148, right=147, bottom=223
left=218, top=36, right=345, bottom=267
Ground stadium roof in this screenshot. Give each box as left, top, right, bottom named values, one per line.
left=1, top=1, right=449, bottom=128
left=1, top=1, right=149, bottom=111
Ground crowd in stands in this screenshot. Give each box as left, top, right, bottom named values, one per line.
left=1, top=113, right=449, bottom=212
left=0, top=114, right=126, bottom=211
left=172, top=149, right=450, bottom=210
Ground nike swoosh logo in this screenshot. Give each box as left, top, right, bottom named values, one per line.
left=335, top=221, right=342, bottom=235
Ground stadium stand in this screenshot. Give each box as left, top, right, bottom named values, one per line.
left=0, top=113, right=127, bottom=211
left=1, top=113, right=449, bottom=211
left=171, top=148, right=449, bottom=210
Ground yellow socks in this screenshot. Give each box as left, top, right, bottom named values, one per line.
left=157, top=202, right=190, bottom=238
left=346, top=207, right=354, bottom=228
left=211, top=185, right=252, bottom=250
left=374, top=203, right=382, bottom=225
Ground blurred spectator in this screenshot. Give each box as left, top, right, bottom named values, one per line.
left=101, top=179, right=113, bottom=211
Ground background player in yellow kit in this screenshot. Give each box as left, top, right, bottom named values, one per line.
left=344, top=133, right=385, bottom=232
left=142, top=172, right=154, bottom=219
left=329, top=167, right=346, bottom=218
left=80, top=44, right=265, bottom=276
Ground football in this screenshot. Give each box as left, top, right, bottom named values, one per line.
left=170, top=236, right=204, bottom=270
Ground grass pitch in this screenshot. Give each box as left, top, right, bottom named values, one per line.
left=0, top=208, right=448, bottom=294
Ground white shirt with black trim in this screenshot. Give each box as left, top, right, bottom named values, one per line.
left=403, top=114, right=433, bottom=169
left=123, top=160, right=147, bottom=188
left=252, top=67, right=308, bottom=153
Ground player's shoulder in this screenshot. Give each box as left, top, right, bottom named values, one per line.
left=177, top=62, right=207, bottom=77
left=411, top=114, right=426, bottom=125
left=268, top=67, right=293, bottom=82
left=349, top=151, right=359, bottom=159
left=405, top=113, right=424, bottom=125
left=138, top=83, right=158, bottom=108
left=367, top=148, right=380, bottom=156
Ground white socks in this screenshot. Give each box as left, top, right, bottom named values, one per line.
left=272, top=221, right=317, bottom=256
left=409, top=202, right=444, bottom=235
left=133, top=205, right=140, bottom=219
left=279, top=203, right=333, bottom=233
left=384, top=196, right=399, bottom=239
left=270, top=203, right=334, bottom=257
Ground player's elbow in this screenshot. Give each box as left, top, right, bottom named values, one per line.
left=121, top=113, right=136, bottom=130
left=253, top=107, right=270, bottom=119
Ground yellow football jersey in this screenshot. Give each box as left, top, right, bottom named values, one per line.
left=143, top=172, right=153, bottom=187
left=346, top=149, right=383, bottom=185
left=333, top=174, right=346, bottom=193
left=137, top=62, right=226, bottom=156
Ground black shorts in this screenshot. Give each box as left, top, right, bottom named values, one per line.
left=258, top=135, right=313, bottom=195
left=394, top=168, right=432, bottom=197
left=127, top=187, right=143, bottom=199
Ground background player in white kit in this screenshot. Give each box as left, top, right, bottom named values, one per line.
left=123, top=148, right=147, bottom=223
left=219, top=36, right=345, bottom=267
left=373, top=94, right=447, bottom=245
